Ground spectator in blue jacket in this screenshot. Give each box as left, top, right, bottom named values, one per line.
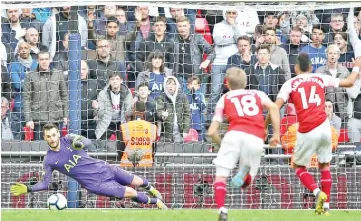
left=185, top=76, right=206, bottom=141
left=8, top=42, right=38, bottom=138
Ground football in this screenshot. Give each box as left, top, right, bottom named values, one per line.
left=47, top=193, right=67, bottom=210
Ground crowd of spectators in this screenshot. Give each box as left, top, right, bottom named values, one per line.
left=1, top=5, right=361, bottom=154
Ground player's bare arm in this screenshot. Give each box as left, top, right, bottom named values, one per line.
left=339, top=57, right=361, bottom=87
left=264, top=98, right=284, bottom=133
left=208, top=121, right=221, bottom=145
left=263, top=100, right=281, bottom=147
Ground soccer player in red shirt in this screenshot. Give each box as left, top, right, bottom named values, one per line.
left=208, top=67, right=281, bottom=221
left=269, top=54, right=361, bottom=215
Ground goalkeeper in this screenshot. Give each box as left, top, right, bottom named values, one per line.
left=10, top=123, right=167, bottom=209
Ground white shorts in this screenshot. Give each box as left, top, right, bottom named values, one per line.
left=213, top=131, right=264, bottom=177
left=293, top=119, right=332, bottom=166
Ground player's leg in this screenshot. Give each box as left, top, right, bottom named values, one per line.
left=293, top=126, right=327, bottom=215
left=110, top=165, right=163, bottom=200
left=318, top=162, right=331, bottom=215
left=235, top=134, right=264, bottom=189
left=315, top=122, right=333, bottom=215
left=213, top=131, right=242, bottom=221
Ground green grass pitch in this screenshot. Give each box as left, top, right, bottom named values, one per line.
left=2, top=209, right=361, bottom=221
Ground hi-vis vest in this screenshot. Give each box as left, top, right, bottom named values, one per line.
left=120, top=119, right=157, bottom=167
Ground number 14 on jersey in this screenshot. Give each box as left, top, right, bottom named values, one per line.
left=298, top=86, right=321, bottom=109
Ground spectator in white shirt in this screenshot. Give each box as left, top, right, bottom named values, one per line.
left=348, top=8, right=361, bottom=58
left=206, top=9, right=245, bottom=123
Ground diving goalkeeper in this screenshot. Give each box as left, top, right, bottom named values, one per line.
left=10, top=123, right=167, bottom=209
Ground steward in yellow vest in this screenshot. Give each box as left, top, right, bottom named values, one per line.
left=120, top=101, right=157, bottom=167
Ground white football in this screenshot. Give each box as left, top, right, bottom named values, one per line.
left=47, top=193, right=67, bottom=210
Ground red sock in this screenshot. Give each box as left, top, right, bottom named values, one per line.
left=320, top=169, right=332, bottom=203
left=295, top=167, right=318, bottom=192
left=214, top=181, right=227, bottom=208
left=242, top=174, right=252, bottom=189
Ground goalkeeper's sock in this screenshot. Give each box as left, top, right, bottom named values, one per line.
left=320, top=168, right=332, bottom=204
left=296, top=167, right=319, bottom=194
left=214, top=181, right=227, bottom=208
left=131, top=192, right=157, bottom=204
left=139, top=177, right=151, bottom=190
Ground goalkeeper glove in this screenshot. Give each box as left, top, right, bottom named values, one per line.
left=10, top=183, right=30, bottom=196
left=66, top=133, right=85, bottom=150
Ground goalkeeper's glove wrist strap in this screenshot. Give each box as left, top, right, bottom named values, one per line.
left=27, top=185, right=33, bottom=193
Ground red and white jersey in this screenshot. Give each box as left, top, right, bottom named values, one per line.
left=277, top=73, right=340, bottom=133
left=213, top=89, right=271, bottom=139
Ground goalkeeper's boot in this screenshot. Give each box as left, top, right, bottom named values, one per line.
left=156, top=199, right=168, bottom=210
left=315, top=191, right=327, bottom=215
left=231, top=166, right=250, bottom=188
left=218, top=208, right=228, bottom=221
left=323, top=208, right=330, bottom=216
left=147, top=186, right=163, bottom=201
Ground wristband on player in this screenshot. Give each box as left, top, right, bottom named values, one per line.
left=27, top=185, right=33, bottom=192
left=352, top=66, right=360, bottom=74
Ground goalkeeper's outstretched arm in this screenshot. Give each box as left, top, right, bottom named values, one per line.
left=10, top=162, right=53, bottom=196
left=65, top=133, right=92, bottom=150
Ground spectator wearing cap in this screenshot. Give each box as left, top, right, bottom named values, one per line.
left=206, top=9, right=245, bottom=121
left=300, top=24, right=327, bottom=72
left=88, top=14, right=141, bottom=63
left=316, top=44, right=350, bottom=126
left=263, top=12, right=278, bottom=29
